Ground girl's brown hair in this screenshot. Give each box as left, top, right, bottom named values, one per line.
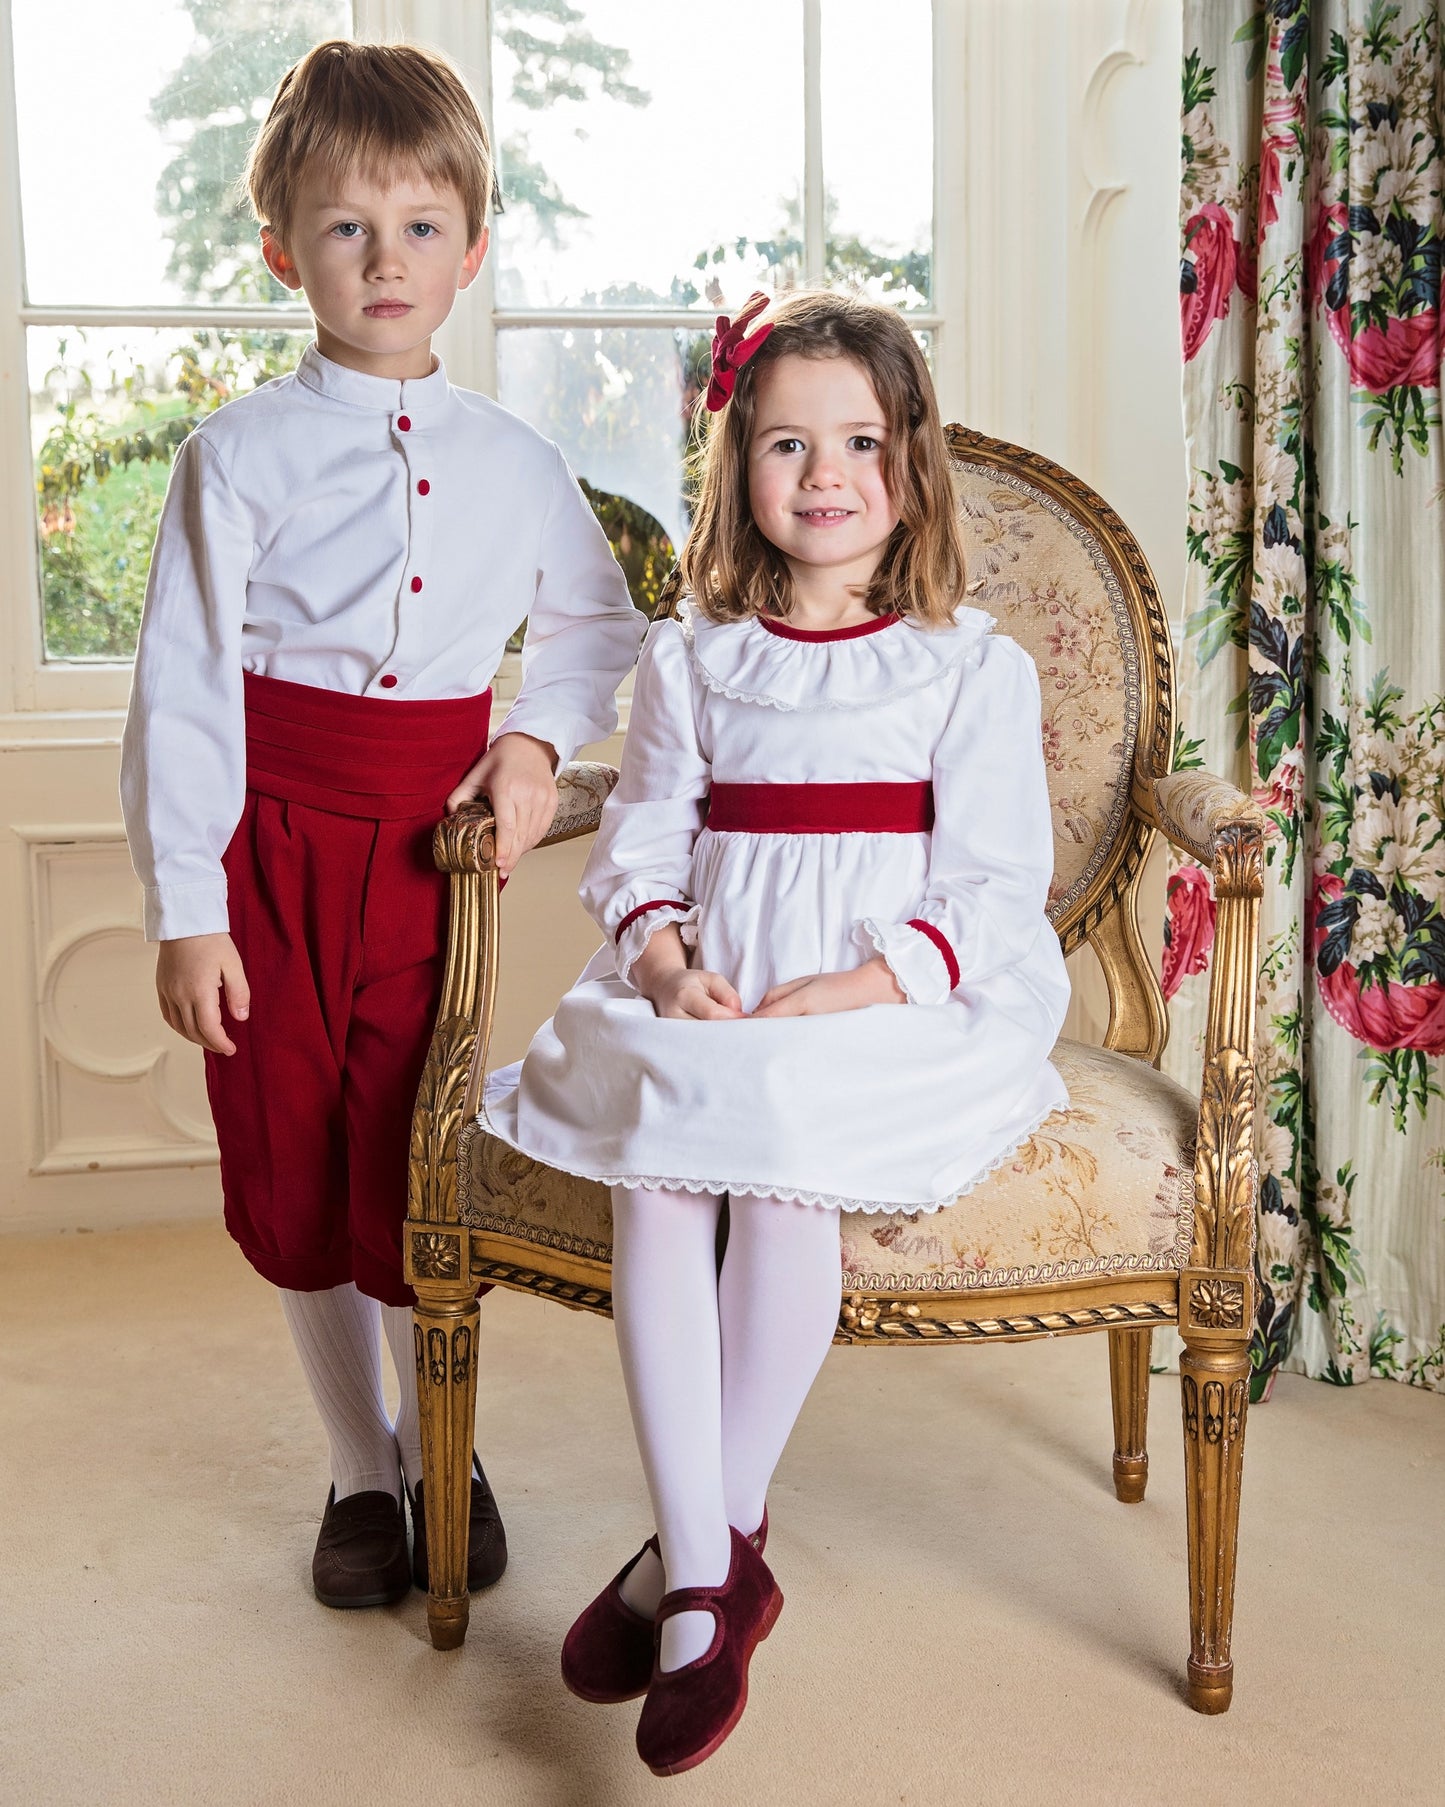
left=245, top=40, right=493, bottom=249
left=680, top=291, right=967, bottom=627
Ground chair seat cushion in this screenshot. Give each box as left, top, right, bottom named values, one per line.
left=459, top=1039, right=1196, bottom=1295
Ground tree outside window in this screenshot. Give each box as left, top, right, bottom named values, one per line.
left=18, top=0, right=932, bottom=661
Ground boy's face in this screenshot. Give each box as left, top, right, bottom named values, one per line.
left=262, top=165, right=488, bottom=379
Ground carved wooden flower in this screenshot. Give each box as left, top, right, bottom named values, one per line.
left=1190, top=1275, right=1244, bottom=1329
left=412, top=1231, right=463, bottom=1280
left=840, top=1293, right=881, bottom=1334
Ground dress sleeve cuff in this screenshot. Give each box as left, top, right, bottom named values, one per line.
left=615, top=899, right=699, bottom=985
left=144, top=881, right=230, bottom=943
left=854, top=917, right=958, bottom=1007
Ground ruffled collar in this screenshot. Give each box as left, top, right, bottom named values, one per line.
left=676, top=599, right=995, bottom=712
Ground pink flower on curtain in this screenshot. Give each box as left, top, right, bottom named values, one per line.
left=1258, top=82, right=1303, bottom=236
left=1308, top=201, right=1443, bottom=395
left=1181, top=204, right=1240, bottom=360
left=1311, top=875, right=1445, bottom=1056
left=1161, top=863, right=1216, bottom=999
left=1346, top=313, right=1442, bottom=394
left=1254, top=744, right=1305, bottom=820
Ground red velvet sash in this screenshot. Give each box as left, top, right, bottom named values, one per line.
left=705, top=780, right=934, bottom=835
left=243, top=672, right=491, bottom=821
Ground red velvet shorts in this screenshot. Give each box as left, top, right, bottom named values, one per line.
left=205, top=674, right=491, bottom=1307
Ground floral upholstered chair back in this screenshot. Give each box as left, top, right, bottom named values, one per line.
left=945, top=428, right=1175, bottom=962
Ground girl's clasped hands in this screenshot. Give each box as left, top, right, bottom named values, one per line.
left=629, top=920, right=905, bottom=1020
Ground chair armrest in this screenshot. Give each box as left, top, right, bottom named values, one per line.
left=433, top=760, right=620, bottom=874
left=1135, top=768, right=1265, bottom=1298
left=1137, top=769, right=1264, bottom=868
left=539, top=761, right=621, bottom=848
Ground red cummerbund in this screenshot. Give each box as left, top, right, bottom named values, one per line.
left=243, top=671, right=492, bottom=821
left=705, top=780, right=934, bottom=835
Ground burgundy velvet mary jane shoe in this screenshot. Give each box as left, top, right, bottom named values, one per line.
left=561, top=1511, right=770, bottom=1707
left=561, top=1536, right=661, bottom=1703
left=634, top=1528, right=784, bottom=1777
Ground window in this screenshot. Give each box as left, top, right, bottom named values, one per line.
left=10, top=0, right=349, bottom=671
left=2, top=0, right=938, bottom=691
left=485, top=0, right=936, bottom=610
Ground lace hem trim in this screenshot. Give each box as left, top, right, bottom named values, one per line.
left=676, top=609, right=995, bottom=714
left=475, top=1095, right=1066, bottom=1216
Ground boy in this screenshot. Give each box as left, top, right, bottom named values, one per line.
left=121, top=40, right=644, bottom=1608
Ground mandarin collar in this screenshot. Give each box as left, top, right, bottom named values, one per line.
left=295, top=341, right=453, bottom=424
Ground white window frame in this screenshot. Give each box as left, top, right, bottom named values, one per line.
left=0, top=0, right=962, bottom=730
left=449, top=0, right=959, bottom=435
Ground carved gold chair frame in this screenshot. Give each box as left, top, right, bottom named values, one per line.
left=403, top=428, right=1265, bottom=1715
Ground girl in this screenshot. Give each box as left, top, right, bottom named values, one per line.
left=483, top=291, right=1069, bottom=1774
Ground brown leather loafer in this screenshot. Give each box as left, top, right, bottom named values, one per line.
left=311, top=1486, right=411, bottom=1610
left=410, top=1453, right=508, bottom=1593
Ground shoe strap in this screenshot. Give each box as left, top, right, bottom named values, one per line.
left=654, top=1582, right=727, bottom=1623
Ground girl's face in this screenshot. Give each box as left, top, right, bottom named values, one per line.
left=746, top=353, right=900, bottom=589
left=262, top=163, right=488, bottom=379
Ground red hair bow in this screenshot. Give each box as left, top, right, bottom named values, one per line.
left=705, top=292, right=773, bottom=411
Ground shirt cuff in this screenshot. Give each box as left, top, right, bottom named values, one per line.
left=615, top=899, right=699, bottom=986
left=854, top=917, right=958, bottom=1007
left=493, top=702, right=589, bottom=772
left=144, top=880, right=230, bottom=943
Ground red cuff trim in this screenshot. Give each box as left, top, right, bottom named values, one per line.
left=616, top=899, right=685, bottom=942
left=907, top=918, right=961, bottom=991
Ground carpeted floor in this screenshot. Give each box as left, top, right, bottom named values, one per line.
left=2, top=1219, right=1440, bottom=1807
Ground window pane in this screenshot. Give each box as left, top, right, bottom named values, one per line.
left=14, top=0, right=351, bottom=306
left=31, top=327, right=311, bottom=659
left=491, top=0, right=805, bottom=310
left=497, top=326, right=709, bottom=610
left=822, top=0, right=932, bottom=305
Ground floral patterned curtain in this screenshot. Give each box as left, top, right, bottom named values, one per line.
left=1170, top=0, right=1444, bottom=1396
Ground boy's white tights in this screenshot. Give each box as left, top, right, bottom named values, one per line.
left=610, top=1186, right=842, bottom=1672
left=278, top=1285, right=425, bottom=1501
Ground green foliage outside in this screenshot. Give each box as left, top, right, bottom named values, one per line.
left=35, top=0, right=928, bottom=660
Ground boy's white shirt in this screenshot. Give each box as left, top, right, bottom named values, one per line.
left=121, top=342, right=645, bottom=942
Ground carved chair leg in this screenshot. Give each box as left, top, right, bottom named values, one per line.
left=1179, top=1338, right=1250, bottom=1713
left=1107, top=1326, right=1152, bottom=1502
left=412, top=1277, right=481, bottom=1651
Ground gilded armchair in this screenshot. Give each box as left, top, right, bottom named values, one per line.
left=404, top=428, right=1265, bottom=1715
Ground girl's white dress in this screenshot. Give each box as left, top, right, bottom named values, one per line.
left=482, top=601, right=1070, bottom=1212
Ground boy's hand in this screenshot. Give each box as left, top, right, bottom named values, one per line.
left=448, top=732, right=559, bottom=879
left=156, top=933, right=251, bottom=1056
left=752, top=957, right=905, bottom=1018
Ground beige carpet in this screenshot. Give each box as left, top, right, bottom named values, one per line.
left=2, top=1220, right=1440, bottom=1807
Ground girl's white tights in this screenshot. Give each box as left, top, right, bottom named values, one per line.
left=610, top=1185, right=842, bottom=1672
left=279, top=1286, right=425, bottom=1500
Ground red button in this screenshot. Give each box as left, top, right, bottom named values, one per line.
left=397, top=415, right=411, bottom=432
left=416, top=479, right=430, bottom=495
left=379, top=674, right=398, bottom=689
left=410, top=576, right=423, bottom=593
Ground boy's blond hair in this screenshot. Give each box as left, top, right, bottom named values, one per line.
left=681, top=291, right=968, bottom=629
left=245, top=39, right=493, bottom=248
